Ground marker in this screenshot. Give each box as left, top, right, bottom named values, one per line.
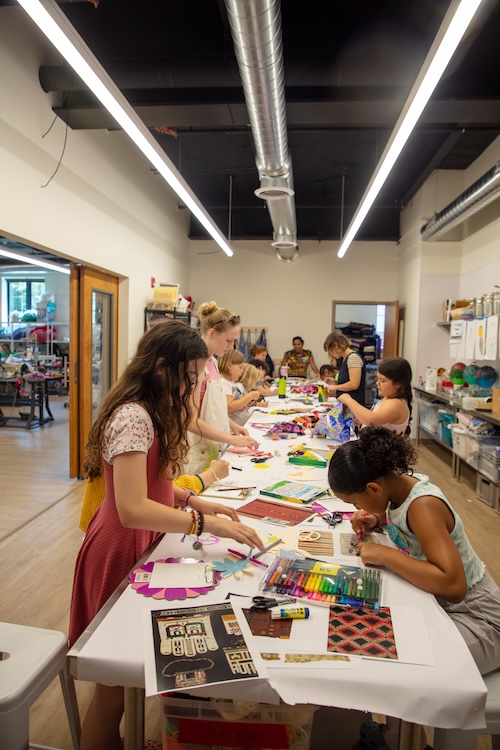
left=252, top=538, right=283, bottom=559
left=227, top=549, right=269, bottom=568
left=271, top=607, right=310, bottom=620
left=231, top=466, right=243, bottom=471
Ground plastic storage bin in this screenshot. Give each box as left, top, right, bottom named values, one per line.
left=160, top=694, right=318, bottom=750
left=479, top=442, right=500, bottom=483
left=466, top=433, right=500, bottom=469
left=419, top=402, right=439, bottom=434
left=438, top=410, right=456, bottom=446
left=476, top=475, right=500, bottom=509
left=451, top=426, right=467, bottom=459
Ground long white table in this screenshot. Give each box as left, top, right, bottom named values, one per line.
left=67, top=391, right=487, bottom=749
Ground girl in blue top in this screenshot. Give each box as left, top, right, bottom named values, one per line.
left=328, top=426, right=500, bottom=677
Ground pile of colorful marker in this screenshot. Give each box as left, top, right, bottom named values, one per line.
left=261, top=556, right=381, bottom=611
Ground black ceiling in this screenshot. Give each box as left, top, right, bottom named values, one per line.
left=10, top=0, right=500, bottom=244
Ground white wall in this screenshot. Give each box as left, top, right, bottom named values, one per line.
left=398, top=133, right=500, bottom=387
left=189, top=238, right=399, bottom=367
left=0, top=7, right=191, bottom=364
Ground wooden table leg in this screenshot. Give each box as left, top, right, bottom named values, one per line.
left=398, top=720, right=424, bottom=750
left=123, top=686, right=145, bottom=750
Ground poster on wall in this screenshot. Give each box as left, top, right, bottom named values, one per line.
left=485, top=316, right=498, bottom=360
left=465, top=321, right=476, bottom=360
left=475, top=318, right=486, bottom=360
left=449, top=321, right=465, bottom=358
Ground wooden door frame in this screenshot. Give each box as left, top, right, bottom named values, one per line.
left=331, top=301, right=400, bottom=358
left=69, top=265, right=118, bottom=478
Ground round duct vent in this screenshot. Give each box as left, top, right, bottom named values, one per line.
left=254, top=185, right=295, bottom=200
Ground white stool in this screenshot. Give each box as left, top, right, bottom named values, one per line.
left=433, top=670, right=500, bottom=750
left=0, top=622, right=81, bottom=750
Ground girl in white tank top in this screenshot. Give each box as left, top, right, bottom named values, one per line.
left=337, top=356, right=412, bottom=435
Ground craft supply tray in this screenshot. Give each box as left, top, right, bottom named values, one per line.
left=261, top=555, right=381, bottom=610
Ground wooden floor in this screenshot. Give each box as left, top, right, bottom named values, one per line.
left=0, top=409, right=497, bottom=749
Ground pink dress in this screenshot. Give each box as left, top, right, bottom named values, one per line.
left=69, top=404, right=174, bottom=646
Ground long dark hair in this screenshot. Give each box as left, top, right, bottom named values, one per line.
left=84, top=320, right=208, bottom=480
left=378, top=357, right=413, bottom=427
left=328, top=426, right=418, bottom=495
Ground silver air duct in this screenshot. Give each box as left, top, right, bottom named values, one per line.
left=421, top=161, right=500, bottom=240
left=224, top=0, right=298, bottom=260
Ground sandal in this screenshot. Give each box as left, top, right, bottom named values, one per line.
left=360, top=720, right=391, bottom=750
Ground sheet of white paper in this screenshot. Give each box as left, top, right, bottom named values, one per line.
left=231, top=597, right=435, bottom=670
left=149, top=562, right=211, bottom=589
left=465, top=321, right=475, bottom=359
left=485, top=315, right=498, bottom=360
left=476, top=318, right=486, bottom=359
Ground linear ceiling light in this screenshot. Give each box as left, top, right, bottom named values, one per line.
left=337, top=0, right=485, bottom=259
left=16, top=0, right=234, bottom=258
left=0, top=248, right=71, bottom=274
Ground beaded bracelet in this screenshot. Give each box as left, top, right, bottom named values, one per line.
left=371, top=512, right=383, bottom=530
left=187, top=509, right=197, bottom=536
left=196, top=510, right=205, bottom=538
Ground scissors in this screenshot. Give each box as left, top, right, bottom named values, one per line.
left=250, top=596, right=296, bottom=611
left=322, top=511, right=344, bottom=528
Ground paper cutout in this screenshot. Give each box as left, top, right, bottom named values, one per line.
left=297, top=529, right=334, bottom=556
left=212, top=549, right=256, bottom=579
left=130, top=557, right=220, bottom=600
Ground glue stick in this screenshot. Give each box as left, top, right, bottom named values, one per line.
left=271, top=607, right=310, bottom=620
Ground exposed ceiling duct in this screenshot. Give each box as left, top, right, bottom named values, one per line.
left=224, top=0, right=298, bottom=260
left=421, top=161, right=500, bottom=240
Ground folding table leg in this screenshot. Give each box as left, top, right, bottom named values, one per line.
left=123, top=686, right=145, bottom=750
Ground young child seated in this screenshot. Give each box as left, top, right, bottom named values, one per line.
left=218, top=350, right=261, bottom=426
left=328, top=426, right=500, bottom=679
left=239, top=363, right=269, bottom=407
left=248, top=357, right=278, bottom=397
left=319, top=363, right=337, bottom=381
left=248, top=344, right=273, bottom=380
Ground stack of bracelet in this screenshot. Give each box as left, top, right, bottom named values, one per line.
left=185, top=507, right=205, bottom=550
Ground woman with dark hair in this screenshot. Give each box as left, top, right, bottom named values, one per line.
left=70, top=319, right=263, bottom=750
left=281, top=336, right=320, bottom=378
left=337, top=356, right=412, bottom=434
left=323, top=330, right=366, bottom=405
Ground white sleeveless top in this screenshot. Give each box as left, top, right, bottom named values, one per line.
left=370, top=398, right=409, bottom=434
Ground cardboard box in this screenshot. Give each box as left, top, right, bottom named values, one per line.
left=492, top=387, right=500, bottom=416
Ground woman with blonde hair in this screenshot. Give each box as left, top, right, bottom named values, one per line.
left=185, top=301, right=258, bottom=473
left=323, top=330, right=366, bottom=406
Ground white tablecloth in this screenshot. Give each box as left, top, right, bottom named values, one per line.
left=68, top=393, right=487, bottom=730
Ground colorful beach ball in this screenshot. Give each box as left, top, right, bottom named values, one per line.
left=450, top=362, right=466, bottom=386
left=476, top=366, right=497, bottom=389
left=463, top=365, right=478, bottom=385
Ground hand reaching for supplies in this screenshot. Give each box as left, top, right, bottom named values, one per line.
left=190, top=497, right=264, bottom=550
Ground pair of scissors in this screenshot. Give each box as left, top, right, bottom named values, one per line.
left=322, top=511, right=344, bottom=528
left=250, top=596, right=295, bottom=611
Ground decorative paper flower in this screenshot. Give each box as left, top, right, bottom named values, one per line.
left=129, top=557, right=221, bottom=600
left=212, top=549, right=255, bottom=579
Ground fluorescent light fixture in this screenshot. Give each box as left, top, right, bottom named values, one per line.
left=0, top=248, right=71, bottom=274
left=16, top=0, right=234, bottom=258
left=337, top=0, right=485, bottom=259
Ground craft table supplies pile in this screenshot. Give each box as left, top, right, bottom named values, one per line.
left=68, top=386, right=488, bottom=750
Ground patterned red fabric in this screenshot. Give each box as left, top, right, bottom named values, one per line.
left=327, top=606, right=398, bottom=659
